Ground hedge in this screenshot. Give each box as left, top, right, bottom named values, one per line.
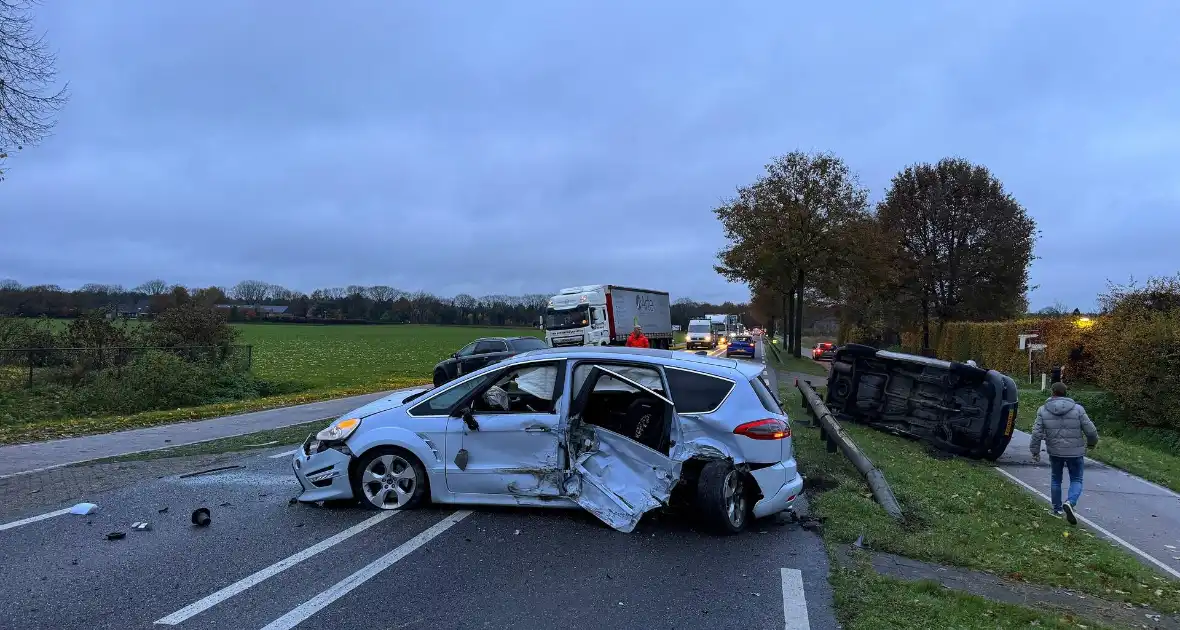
left=900, top=316, right=1098, bottom=382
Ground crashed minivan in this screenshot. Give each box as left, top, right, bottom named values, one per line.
left=824, top=345, right=1018, bottom=461
left=291, top=346, right=802, bottom=534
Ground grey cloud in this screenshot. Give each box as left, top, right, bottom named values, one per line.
left=1, top=0, right=1177, bottom=309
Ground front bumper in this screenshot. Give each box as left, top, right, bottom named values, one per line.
left=291, top=436, right=355, bottom=503
left=749, top=462, right=804, bottom=519
left=686, top=340, right=714, bottom=349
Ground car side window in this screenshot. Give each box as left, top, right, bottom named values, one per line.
left=665, top=368, right=735, bottom=414
left=410, top=374, right=490, bottom=416
left=455, top=342, right=478, bottom=358
left=474, top=340, right=506, bottom=354
left=473, top=362, right=560, bottom=414
left=750, top=375, right=783, bottom=414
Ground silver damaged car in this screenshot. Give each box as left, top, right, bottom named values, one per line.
left=291, top=346, right=802, bottom=534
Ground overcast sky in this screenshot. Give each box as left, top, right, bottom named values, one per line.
left=1, top=1, right=1176, bottom=309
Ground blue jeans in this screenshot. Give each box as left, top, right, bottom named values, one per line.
left=1050, top=456, right=1084, bottom=511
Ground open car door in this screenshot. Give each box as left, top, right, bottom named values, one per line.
left=563, top=365, right=680, bottom=533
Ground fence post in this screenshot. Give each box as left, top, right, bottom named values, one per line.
left=246, top=345, right=252, bottom=371
left=27, top=348, right=33, bottom=388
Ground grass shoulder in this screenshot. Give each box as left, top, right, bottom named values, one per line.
left=780, top=387, right=1180, bottom=616
left=0, top=377, right=428, bottom=445
left=767, top=343, right=828, bottom=377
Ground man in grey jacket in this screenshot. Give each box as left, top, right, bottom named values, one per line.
left=1029, top=382, right=1099, bottom=524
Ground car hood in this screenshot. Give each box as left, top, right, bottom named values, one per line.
left=337, top=386, right=432, bottom=420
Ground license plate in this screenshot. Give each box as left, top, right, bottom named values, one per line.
left=1004, top=409, right=1015, bottom=436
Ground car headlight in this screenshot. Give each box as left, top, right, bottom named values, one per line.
left=316, top=417, right=361, bottom=442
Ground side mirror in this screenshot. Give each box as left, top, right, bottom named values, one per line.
left=461, top=406, right=479, bottom=431
left=452, top=352, right=460, bottom=359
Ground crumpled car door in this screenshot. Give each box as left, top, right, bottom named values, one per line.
left=563, top=365, right=680, bottom=533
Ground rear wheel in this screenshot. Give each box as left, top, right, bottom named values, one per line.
left=351, top=447, right=428, bottom=511
left=696, top=460, right=749, bottom=534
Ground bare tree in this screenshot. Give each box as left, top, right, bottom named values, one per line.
left=367, top=285, right=401, bottom=302
left=0, top=0, right=69, bottom=180
left=231, top=280, right=270, bottom=306
left=79, top=283, right=124, bottom=294
left=134, top=279, right=169, bottom=295
left=269, top=284, right=298, bottom=301
left=0, top=278, right=21, bottom=290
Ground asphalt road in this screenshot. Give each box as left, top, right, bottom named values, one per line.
left=0, top=451, right=836, bottom=630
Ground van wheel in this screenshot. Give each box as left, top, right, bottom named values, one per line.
left=697, top=460, right=748, bottom=534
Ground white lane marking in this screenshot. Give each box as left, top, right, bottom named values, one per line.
left=995, top=467, right=1180, bottom=580
left=259, top=510, right=472, bottom=630
left=780, top=568, right=811, bottom=630
left=268, top=449, right=299, bottom=459
left=0, top=507, right=71, bottom=531
left=155, top=511, right=399, bottom=625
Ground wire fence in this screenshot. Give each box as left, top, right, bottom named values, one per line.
left=0, top=345, right=253, bottom=390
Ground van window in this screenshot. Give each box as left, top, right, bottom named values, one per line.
left=665, top=368, right=734, bottom=414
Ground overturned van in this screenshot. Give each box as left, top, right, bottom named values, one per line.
left=824, top=345, right=1018, bottom=460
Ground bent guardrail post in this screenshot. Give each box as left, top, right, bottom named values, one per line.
left=796, top=378, right=904, bottom=521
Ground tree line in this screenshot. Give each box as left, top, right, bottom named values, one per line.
left=0, top=280, right=754, bottom=330
left=715, top=152, right=1037, bottom=357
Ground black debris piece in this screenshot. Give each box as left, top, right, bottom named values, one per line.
left=105, top=532, right=125, bottom=540
left=191, top=508, right=211, bottom=527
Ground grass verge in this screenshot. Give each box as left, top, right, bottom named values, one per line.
left=831, top=567, right=1112, bottom=629
left=781, top=387, right=1180, bottom=614
left=77, top=419, right=327, bottom=465
left=1016, top=389, right=1180, bottom=494
left=767, top=342, right=828, bottom=377
left=0, top=376, right=429, bottom=446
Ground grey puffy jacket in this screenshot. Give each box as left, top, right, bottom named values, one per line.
left=1030, top=397, right=1099, bottom=458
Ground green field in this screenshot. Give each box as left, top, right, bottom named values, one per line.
left=234, top=324, right=542, bottom=390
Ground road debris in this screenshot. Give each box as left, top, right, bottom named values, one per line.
left=244, top=440, right=280, bottom=448
left=69, top=502, right=98, bottom=516
left=131, top=522, right=151, bottom=531
left=105, top=532, right=125, bottom=540
left=179, top=465, right=244, bottom=478
left=191, top=508, right=211, bottom=527
left=158, top=507, right=169, bottom=514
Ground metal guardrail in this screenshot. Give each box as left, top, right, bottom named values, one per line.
left=795, top=377, right=905, bottom=521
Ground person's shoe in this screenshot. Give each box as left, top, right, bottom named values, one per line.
left=1052, top=508, right=1064, bottom=517
left=1062, top=502, right=1078, bottom=525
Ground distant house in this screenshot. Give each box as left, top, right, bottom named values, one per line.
left=114, top=298, right=152, bottom=319
left=214, top=304, right=289, bottom=318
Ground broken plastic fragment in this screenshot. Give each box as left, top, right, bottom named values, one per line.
left=131, top=522, right=151, bottom=531
left=69, top=502, right=98, bottom=516
left=191, top=508, right=211, bottom=527
left=105, top=532, right=125, bottom=540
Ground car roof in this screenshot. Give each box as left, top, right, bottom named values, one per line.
left=513, top=346, right=767, bottom=379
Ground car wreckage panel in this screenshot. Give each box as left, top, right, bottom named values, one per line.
left=825, top=346, right=1018, bottom=460
left=565, top=427, right=680, bottom=533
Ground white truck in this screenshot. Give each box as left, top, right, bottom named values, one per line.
left=544, top=285, right=673, bottom=349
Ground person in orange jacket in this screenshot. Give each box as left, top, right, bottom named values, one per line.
left=625, top=324, right=650, bottom=348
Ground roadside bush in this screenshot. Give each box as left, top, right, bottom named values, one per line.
left=900, top=316, right=1097, bottom=381
left=144, top=303, right=237, bottom=348
left=1091, top=276, right=1180, bottom=431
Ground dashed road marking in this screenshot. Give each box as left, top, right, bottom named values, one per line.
left=995, top=467, right=1180, bottom=580
left=0, top=507, right=71, bottom=531
left=259, top=510, right=472, bottom=630
left=155, top=511, right=400, bottom=625
left=780, top=567, right=811, bottom=630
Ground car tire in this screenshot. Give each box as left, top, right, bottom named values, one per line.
left=696, top=460, right=749, bottom=535
left=432, top=369, right=447, bottom=388
left=351, top=446, right=429, bottom=511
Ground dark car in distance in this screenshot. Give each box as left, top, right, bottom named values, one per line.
left=432, top=337, right=549, bottom=387
left=725, top=334, right=756, bottom=358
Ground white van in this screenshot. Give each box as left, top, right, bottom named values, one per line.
left=686, top=318, right=716, bottom=350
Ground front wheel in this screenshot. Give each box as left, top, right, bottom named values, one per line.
left=696, top=460, right=749, bottom=534
left=351, top=447, right=428, bottom=511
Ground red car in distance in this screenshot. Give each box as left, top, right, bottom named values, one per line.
left=811, top=342, right=836, bottom=361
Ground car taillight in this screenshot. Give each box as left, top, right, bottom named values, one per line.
left=733, top=418, right=790, bottom=440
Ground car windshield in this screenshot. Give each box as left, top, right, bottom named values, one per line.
left=544, top=306, right=589, bottom=330
left=510, top=337, right=548, bottom=351
left=688, top=324, right=710, bottom=333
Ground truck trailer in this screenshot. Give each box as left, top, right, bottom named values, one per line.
left=544, top=285, right=673, bottom=349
